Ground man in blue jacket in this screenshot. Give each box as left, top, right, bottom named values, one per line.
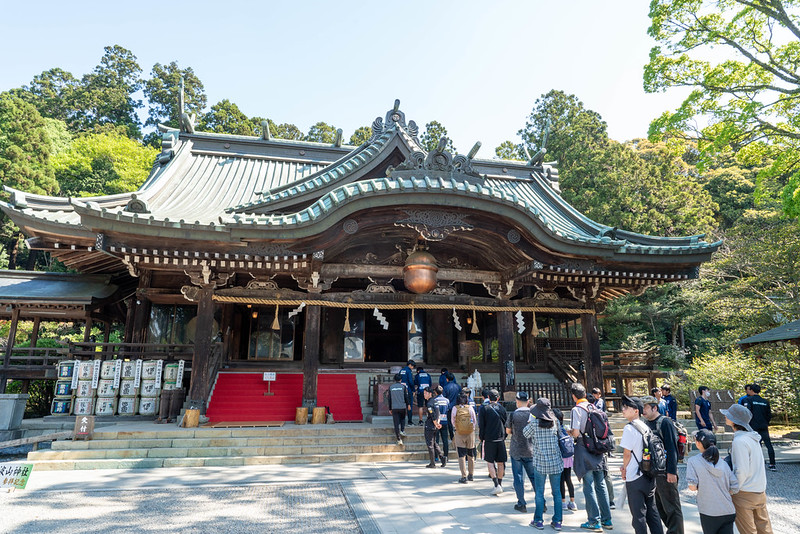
left=399, top=360, right=416, bottom=425
left=661, top=384, right=678, bottom=421
left=414, top=366, right=433, bottom=426
left=443, top=372, right=461, bottom=440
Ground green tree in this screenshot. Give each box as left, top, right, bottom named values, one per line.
left=271, top=122, right=304, bottom=140
left=143, top=62, right=207, bottom=142
left=43, top=118, right=72, bottom=156
left=644, top=0, right=800, bottom=219
left=420, top=121, right=457, bottom=153
left=199, top=99, right=258, bottom=135
left=305, top=121, right=339, bottom=143
left=349, top=125, right=372, bottom=145
left=9, top=68, right=79, bottom=125
left=495, top=140, right=524, bottom=161
left=52, top=132, right=158, bottom=196
left=72, top=45, right=143, bottom=138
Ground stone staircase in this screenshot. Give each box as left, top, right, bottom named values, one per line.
left=26, top=423, right=444, bottom=471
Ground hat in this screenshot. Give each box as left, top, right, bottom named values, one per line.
left=694, top=429, right=717, bottom=448
left=720, top=403, right=753, bottom=431
left=621, top=395, right=643, bottom=414
left=531, top=398, right=555, bottom=422
left=640, top=395, right=659, bottom=406
left=488, top=389, right=500, bottom=402
left=516, top=391, right=529, bottom=402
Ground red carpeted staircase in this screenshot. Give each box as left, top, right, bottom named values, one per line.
left=206, top=372, right=363, bottom=423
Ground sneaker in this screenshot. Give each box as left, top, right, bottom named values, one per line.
left=550, top=521, right=562, bottom=531
left=418, top=421, right=423, bottom=426
left=609, top=501, right=615, bottom=509
left=514, top=504, right=527, bottom=513
left=458, top=477, right=468, bottom=484
left=467, top=474, right=474, bottom=481
left=399, top=430, right=406, bottom=437
left=562, top=502, right=569, bottom=510
left=441, top=457, right=447, bottom=468
left=425, top=463, right=436, bottom=468
left=601, top=520, right=613, bottom=530
left=529, top=520, right=544, bottom=530
left=567, top=502, right=577, bottom=511
left=768, top=464, right=777, bottom=472
left=580, top=522, right=602, bottom=532
left=491, top=484, right=503, bottom=495
left=397, top=439, right=403, bottom=446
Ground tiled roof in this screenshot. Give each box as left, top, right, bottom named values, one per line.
left=739, top=319, right=800, bottom=347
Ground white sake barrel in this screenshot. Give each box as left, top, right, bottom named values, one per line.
left=119, top=379, right=138, bottom=397
left=96, top=379, right=116, bottom=398
left=141, top=360, right=158, bottom=379
left=51, top=398, right=72, bottom=416
left=117, top=397, right=137, bottom=416
left=100, top=360, right=116, bottom=379
left=54, top=380, right=73, bottom=397
left=138, top=396, right=159, bottom=416
left=140, top=379, right=158, bottom=397
left=163, top=363, right=179, bottom=381
left=162, top=380, right=177, bottom=391
left=121, top=360, right=137, bottom=379
left=73, top=397, right=94, bottom=415
left=57, top=361, right=75, bottom=379
left=95, top=397, right=118, bottom=416
left=77, top=361, right=94, bottom=380
left=75, top=380, right=93, bottom=398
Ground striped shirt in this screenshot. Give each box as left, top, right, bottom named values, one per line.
left=530, top=422, right=564, bottom=475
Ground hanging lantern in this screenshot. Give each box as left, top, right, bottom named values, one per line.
left=403, top=249, right=438, bottom=294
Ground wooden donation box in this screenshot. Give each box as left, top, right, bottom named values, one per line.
left=373, top=383, right=391, bottom=416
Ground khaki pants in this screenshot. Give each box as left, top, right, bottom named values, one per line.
left=731, top=490, right=773, bottom=534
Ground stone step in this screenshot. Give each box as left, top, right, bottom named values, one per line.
left=29, top=450, right=455, bottom=471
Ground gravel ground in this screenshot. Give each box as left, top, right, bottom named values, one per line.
left=0, top=483, right=363, bottom=534
left=678, top=462, right=800, bottom=532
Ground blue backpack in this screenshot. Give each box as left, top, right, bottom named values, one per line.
left=558, top=423, right=575, bottom=459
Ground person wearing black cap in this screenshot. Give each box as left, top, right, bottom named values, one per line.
left=642, top=395, right=684, bottom=534
left=740, top=384, right=775, bottom=471
left=620, top=395, right=664, bottom=534
left=686, top=429, right=738, bottom=534
left=661, top=385, right=677, bottom=421
left=413, top=366, right=433, bottom=426
left=505, top=391, right=536, bottom=513
left=399, top=360, right=416, bottom=425
left=528, top=397, right=564, bottom=531
left=422, top=386, right=444, bottom=468
left=721, top=403, right=773, bottom=534
left=479, top=389, right=507, bottom=495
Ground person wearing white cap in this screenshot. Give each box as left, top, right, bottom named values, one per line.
left=720, top=403, right=773, bottom=534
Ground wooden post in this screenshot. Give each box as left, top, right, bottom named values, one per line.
left=103, top=321, right=111, bottom=343
left=497, top=311, right=515, bottom=393
left=188, top=287, right=214, bottom=412
left=1, top=307, right=21, bottom=394
left=30, top=317, right=41, bottom=348
left=302, top=305, right=321, bottom=408
left=123, top=297, right=135, bottom=343
left=131, top=270, right=152, bottom=344
left=83, top=315, right=93, bottom=342
left=581, top=312, right=603, bottom=391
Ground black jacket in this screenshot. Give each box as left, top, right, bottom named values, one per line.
left=645, top=415, right=678, bottom=476
left=741, top=394, right=771, bottom=430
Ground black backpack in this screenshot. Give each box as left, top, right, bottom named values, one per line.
left=579, top=404, right=615, bottom=455
left=629, top=420, right=667, bottom=478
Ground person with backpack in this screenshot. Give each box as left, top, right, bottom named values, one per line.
left=526, top=397, right=564, bottom=531
left=620, top=395, right=665, bottom=534
left=433, top=385, right=451, bottom=467
left=553, top=408, right=578, bottom=512
left=505, top=391, right=537, bottom=513
left=569, top=382, right=613, bottom=532
left=643, top=395, right=685, bottom=534
left=685, top=429, right=739, bottom=534
left=443, top=372, right=461, bottom=440
left=400, top=360, right=416, bottom=425
left=451, top=392, right=477, bottom=484
left=721, top=403, right=774, bottom=534
left=388, top=373, right=412, bottom=446
left=414, top=366, right=433, bottom=426
left=740, top=384, right=776, bottom=471
left=478, top=389, right=507, bottom=495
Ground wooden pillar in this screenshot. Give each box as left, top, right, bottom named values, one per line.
left=581, top=312, right=603, bottom=391
left=103, top=321, right=111, bottom=343
left=497, top=311, right=515, bottom=393
left=302, top=305, right=321, bottom=408
left=83, top=315, right=93, bottom=342
left=30, top=317, right=41, bottom=348
left=220, top=303, right=234, bottom=362
left=188, top=287, right=215, bottom=411
left=123, top=297, right=135, bottom=343
left=1, top=307, right=22, bottom=394
left=131, top=270, right=152, bottom=344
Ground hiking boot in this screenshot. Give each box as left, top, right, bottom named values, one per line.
left=601, top=520, right=613, bottom=530
left=514, top=504, right=527, bottom=513
left=580, top=522, right=602, bottom=532
left=529, top=520, right=544, bottom=530
left=458, top=477, right=468, bottom=484
left=467, top=474, right=473, bottom=481
left=567, top=502, right=577, bottom=511
left=768, top=464, right=777, bottom=471
left=550, top=521, right=562, bottom=531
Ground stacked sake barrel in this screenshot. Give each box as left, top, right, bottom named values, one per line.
left=51, top=361, right=76, bottom=415
left=73, top=360, right=99, bottom=416
left=95, top=360, right=119, bottom=416
left=138, top=360, right=161, bottom=416
left=117, top=360, right=139, bottom=416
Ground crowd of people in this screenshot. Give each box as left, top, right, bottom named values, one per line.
left=389, top=362, right=777, bottom=534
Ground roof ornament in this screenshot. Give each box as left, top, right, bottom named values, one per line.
left=526, top=118, right=551, bottom=167
left=158, top=131, right=178, bottom=165
left=334, top=128, right=343, bottom=147
left=125, top=194, right=150, bottom=214
left=178, top=76, right=196, bottom=134
left=261, top=120, right=271, bottom=141
left=369, top=99, right=419, bottom=142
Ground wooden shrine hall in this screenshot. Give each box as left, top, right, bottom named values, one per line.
left=0, top=100, right=721, bottom=421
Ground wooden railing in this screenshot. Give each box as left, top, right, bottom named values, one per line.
left=483, top=381, right=573, bottom=409
left=532, top=337, right=583, bottom=365
left=545, top=351, right=583, bottom=385
left=367, top=374, right=395, bottom=405
left=600, top=349, right=657, bottom=370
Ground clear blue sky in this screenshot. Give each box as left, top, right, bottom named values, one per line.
left=0, top=1, right=686, bottom=154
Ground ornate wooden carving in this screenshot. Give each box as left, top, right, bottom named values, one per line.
left=394, top=209, right=473, bottom=241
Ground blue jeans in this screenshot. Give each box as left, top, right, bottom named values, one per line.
left=582, top=468, right=612, bottom=524
left=510, top=456, right=536, bottom=506
left=533, top=469, right=563, bottom=523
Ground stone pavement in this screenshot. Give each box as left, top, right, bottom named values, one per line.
left=2, top=449, right=799, bottom=533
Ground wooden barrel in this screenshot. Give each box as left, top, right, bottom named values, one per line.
left=184, top=408, right=200, bottom=428
left=295, top=407, right=308, bottom=425
left=311, top=407, right=326, bottom=424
